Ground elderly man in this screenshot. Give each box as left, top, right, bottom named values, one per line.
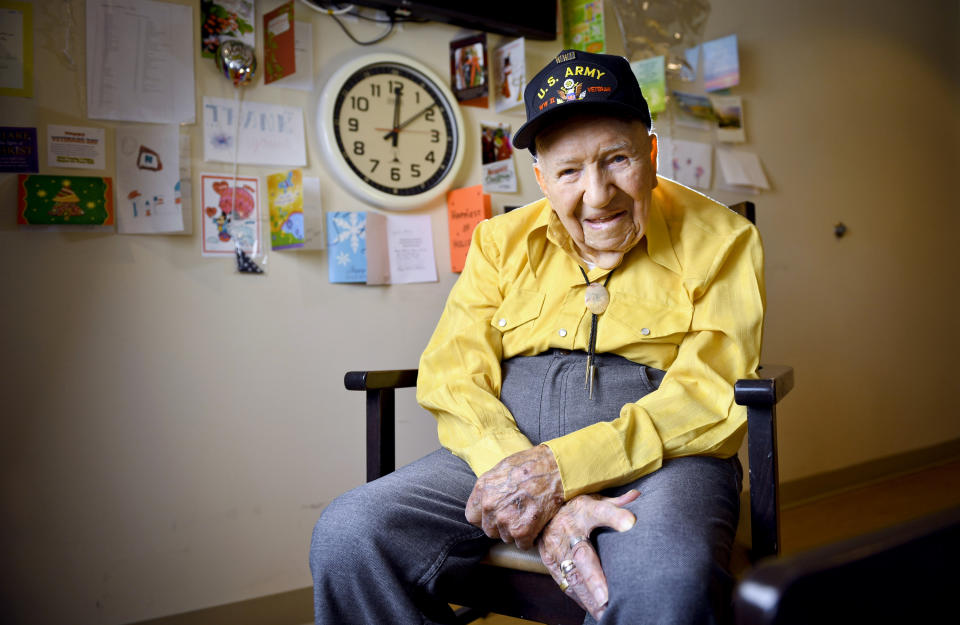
left=311, top=50, right=764, bottom=625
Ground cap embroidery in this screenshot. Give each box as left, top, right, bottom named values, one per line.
left=555, top=51, right=576, bottom=63
left=557, top=79, right=585, bottom=102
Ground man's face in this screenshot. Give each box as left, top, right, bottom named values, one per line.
left=533, top=116, right=658, bottom=269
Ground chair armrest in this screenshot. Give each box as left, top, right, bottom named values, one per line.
left=735, top=365, right=794, bottom=406
left=344, top=369, right=418, bottom=391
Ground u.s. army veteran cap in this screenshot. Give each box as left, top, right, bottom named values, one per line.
left=512, top=49, right=652, bottom=151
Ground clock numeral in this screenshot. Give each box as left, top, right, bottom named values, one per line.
left=425, top=151, right=435, bottom=163
left=353, top=141, right=365, bottom=156
left=369, top=159, right=380, bottom=172
left=388, top=80, right=404, bottom=95
left=390, top=167, right=401, bottom=182
left=431, top=129, right=440, bottom=143
left=425, top=108, right=435, bottom=122
left=348, top=117, right=359, bottom=132
left=414, top=91, right=420, bottom=104
left=350, top=96, right=370, bottom=111
left=370, top=83, right=381, bottom=97
left=410, top=163, right=421, bottom=178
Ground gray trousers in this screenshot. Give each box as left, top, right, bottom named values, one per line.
left=311, top=350, right=742, bottom=625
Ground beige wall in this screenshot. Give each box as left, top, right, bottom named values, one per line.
left=1, top=1, right=957, bottom=623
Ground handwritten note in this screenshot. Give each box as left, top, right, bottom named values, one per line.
left=447, top=185, right=491, bottom=272
left=202, top=96, right=306, bottom=167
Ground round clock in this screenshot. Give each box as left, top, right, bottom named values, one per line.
left=317, top=52, right=465, bottom=210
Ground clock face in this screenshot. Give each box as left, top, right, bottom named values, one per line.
left=318, top=54, right=464, bottom=209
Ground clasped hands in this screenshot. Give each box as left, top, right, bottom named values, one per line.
left=465, top=445, right=638, bottom=621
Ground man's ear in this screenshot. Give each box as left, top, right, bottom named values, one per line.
left=648, top=133, right=659, bottom=188
left=533, top=160, right=548, bottom=196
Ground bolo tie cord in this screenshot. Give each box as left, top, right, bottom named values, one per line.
left=579, top=266, right=613, bottom=399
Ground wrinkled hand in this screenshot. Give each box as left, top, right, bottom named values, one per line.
left=465, top=445, right=564, bottom=550
left=537, top=490, right=640, bottom=621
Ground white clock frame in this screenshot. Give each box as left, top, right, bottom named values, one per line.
left=316, top=52, right=466, bottom=210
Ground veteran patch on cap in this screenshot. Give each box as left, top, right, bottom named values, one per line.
left=512, top=50, right=652, bottom=151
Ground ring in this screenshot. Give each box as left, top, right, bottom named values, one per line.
left=558, top=576, right=569, bottom=591
left=568, top=535, right=588, bottom=550
left=560, top=559, right=576, bottom=575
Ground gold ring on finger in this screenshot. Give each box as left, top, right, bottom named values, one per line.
left=568, top=535, right=588, bottom=550
left=558, top=576, right=569, bottom=591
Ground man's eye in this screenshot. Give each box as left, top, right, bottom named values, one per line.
left=558, top=169, right=577, bottom=177
left=611, top=155, right=628, bottom=164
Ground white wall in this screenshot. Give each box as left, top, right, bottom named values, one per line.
left=1, top=1, right=957, bottom=624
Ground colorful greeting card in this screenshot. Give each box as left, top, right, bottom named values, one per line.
left=562, top=0, right=605, bottom=53
left=630, top=56, right=666, bottom=115
left=266, top=169, right=304, bottom=250
left=450, top=33, right=488, bottom=108
left=480, top=122, right=517, bottom=193
left=17, top=174, right=114, bottom=225
left=0, top=126, right=38, bottom=172
left=672, top=90, right=716, bottom=130
left=201, top=0, right=255, bottom=59
left=115, top=124, right=185, bottom=234
left=493, top=38, right=525, bottom=113
left=263, top=1, right=295, bottom=84
left=447, top=185, right=491, bottom=273
left=703, top=34, right=739, bottom=92
left=327, top=211, right=367, bottom=283
left=200, top=173, right=261, bottom=257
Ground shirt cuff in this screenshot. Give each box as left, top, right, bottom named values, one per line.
left=459, top=429, right=534, bottom=477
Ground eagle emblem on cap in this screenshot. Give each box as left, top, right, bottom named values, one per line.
left=557, top=78, right=586, bottom=103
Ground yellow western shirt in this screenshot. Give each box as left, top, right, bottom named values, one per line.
left=417, top=177, right=765, bottom=499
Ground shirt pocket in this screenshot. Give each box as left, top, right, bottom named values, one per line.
left=604, top=292, right=692, bottom=346
left=491, top=289, right=545, bottom=333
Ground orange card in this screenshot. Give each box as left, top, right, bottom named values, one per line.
left=447, top=185, right=491, bottom=272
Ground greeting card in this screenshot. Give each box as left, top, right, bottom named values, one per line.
left=267, top=169, right=304, bottom=250
left=17, top=174, right=114, bottom=225
left=263, top=1, right=295, bottom=84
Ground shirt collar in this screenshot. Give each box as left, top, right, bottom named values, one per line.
left=524, top=179, right=683, bottom=278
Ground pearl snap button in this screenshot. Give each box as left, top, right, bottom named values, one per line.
left=498, top=318, right=507, bottom=327
left=641, top=328, right=651, bottom=336
left=558, top=328, right=567, bottom=337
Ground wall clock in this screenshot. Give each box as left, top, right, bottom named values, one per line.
left=317, top=52, right=466, bottom=210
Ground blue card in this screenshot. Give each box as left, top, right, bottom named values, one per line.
left=327, top=211, right=367, bottom=283
left=0, top=127, right=39, bottom=173
left=703, top=34, right=739, bottom=92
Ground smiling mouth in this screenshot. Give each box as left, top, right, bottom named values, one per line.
left=583, top=211, right=626, bottom=227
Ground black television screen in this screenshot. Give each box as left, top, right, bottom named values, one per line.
left=314, top=1, right=558, bottom=41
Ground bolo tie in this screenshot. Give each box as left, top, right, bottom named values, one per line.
left=579, top=266, right=613, bottom=399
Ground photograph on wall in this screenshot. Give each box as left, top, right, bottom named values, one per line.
left=201, top=0, right=255, bottom=59
left=115, top=124, right=185, bottom=234
left=493, top=38, right=525, bottom=113
left=450, top=33, right=488, bottom=108
left=0, top=126, right=38, bottom=172
left=710, top=94, right=746, bottom=143
left=480, top=121, right=517, bottom=193
left=17, top=174, right=114, bottom=226
left=266, top=169, right=304, bottom=250
left=200, top=172, right=261, bottom=257
left=672, top=90, right=716, bottom=130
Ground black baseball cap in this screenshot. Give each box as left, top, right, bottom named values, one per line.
left=512, top=49, right=652, bottom=152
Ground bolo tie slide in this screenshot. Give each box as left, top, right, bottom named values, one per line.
left=579, top=266, right=613, bottom=399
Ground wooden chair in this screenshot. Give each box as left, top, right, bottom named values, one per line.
left=345, top=202, right=793, bottom=624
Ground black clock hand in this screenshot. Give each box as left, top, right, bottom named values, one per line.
left=383, top=102, right=437, bottom=140
left=386, top=87, right=402, bottom=147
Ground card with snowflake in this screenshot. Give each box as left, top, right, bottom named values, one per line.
left=327, top=211, right=367, bottom=283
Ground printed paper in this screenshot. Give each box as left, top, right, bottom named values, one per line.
left=327, top=211, right=438, bottom=284
left=0, top=126, right=38, bottom=172
left=493, top=38, right=525, bottom=113
left=716, top=148, right=770, bottom=192
left=0, top=0, right=32, bottom=98
left=115, top=124, right=185, bottom=233
left=17, top=174, right=114, bottom=225
left=202, top=96, right=306, bottom=167
left=199, top=172, right=261, bottom=257
left=481, top=122, right=517, bottom=193
left=298, top=176, right=324, bottom=250
left=86, top=0, right=195, bottom=123
left=47, top=125, right=106, bottom=170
